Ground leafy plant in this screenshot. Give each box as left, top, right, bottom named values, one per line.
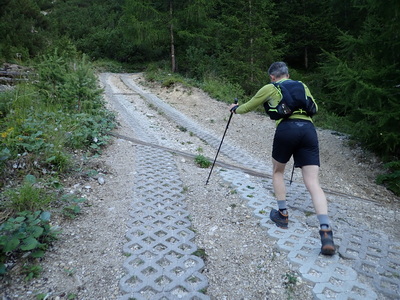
left=35, top=293, right=47, bottom=300
left=194, top=155, right=211, bottom=168
left=283, top=272, right=299, bottom=299
left=65, top=112, right=115, bottom=151
left=22, top=264, right=42, bottom=281
left=0, top=210, right=59, bottom=275
left=192, top=248, right=207, bottom=260
left=61, top=195, right=86, bottom=219
left=0, top=147, right=11, bottom=165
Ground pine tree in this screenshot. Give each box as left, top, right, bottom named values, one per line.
left=320, top=0, right=400, bottom=158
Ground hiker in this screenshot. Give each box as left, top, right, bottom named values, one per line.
left=229, top=61, right=335, bottom=255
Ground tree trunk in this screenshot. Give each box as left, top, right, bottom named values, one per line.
left=249, top=0, right=254, bottom=82
left=304, top=46, right=308, bottom=69
left=170, top=1, right=176, bottom=73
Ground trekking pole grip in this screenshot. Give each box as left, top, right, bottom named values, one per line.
left=231, top=98, right=239, bottom=113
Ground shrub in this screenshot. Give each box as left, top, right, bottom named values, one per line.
left=64, top=111, right=115, bottom=151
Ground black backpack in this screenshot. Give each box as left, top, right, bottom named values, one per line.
left=264, top=79, right=317, bottom=120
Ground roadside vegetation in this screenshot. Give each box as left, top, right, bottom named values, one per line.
left=0, top=45, right=116, bottom=276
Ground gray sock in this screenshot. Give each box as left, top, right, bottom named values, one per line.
left=277, top=200, right=287, bottom=210
left=317, top=214, right=330, bottom=229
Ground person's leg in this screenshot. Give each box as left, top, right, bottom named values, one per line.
left=302, top=165, right=335, bottom=255
left=272, top=158, right=287, bottom=202
left=301, top=165, right=327, bottom=215
left=270, top=121, right=297, bottom=228
left=270, top=158, right=289, bottom=228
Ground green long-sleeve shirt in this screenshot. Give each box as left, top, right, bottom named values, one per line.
left=235, top=78, right=316, bottom=125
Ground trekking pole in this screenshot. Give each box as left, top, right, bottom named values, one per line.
left=289, top=164, right=295, bottom=185
left=205, top=99, right=238, bottom=185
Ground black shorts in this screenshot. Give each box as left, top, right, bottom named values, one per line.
left=272, top=119, right=320, bottom=167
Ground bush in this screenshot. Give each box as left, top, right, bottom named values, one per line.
left=65, top=111, right=115, bottom=151
left=35, top=50, right=104, bottom=113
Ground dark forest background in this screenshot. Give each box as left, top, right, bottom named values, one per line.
left=1, top=0, right=399, bottom=194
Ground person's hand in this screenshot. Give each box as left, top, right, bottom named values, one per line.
left=229, top=103, right=239, bottom=113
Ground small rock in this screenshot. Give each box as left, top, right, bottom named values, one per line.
left=98, top=176, right=105, bottom=185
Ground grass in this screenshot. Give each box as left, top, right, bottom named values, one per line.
left=283, top=272, right=299, bottom=299
left=194, top=155, right=211, bottom=168
left=201, top=74, right=245, bottom=103
left=3, top=175, right=54, bottom=211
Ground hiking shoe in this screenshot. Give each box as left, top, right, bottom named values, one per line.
left=319, top=229, right=336, bottom=255
left=269, top=209, right=288, bottom=229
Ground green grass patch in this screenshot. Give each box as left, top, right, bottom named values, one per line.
left=195, top=155, right=211, bottom=168
left=3, top=175, right=54, bottom=212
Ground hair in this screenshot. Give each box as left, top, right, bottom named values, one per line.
left=268, top=61, right=289, bottom=77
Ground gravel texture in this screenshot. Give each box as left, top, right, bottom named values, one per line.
left=1, top=73, right=399, bottom=300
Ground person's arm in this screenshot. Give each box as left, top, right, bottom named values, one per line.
left=235, top=84, right=277, bottom=114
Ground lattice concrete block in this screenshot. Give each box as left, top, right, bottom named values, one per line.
left=313, top=280, right=377, bottom=300
left=300, top=262, right=358, bottom=283
left=120, top=145, right=209, bottom=299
